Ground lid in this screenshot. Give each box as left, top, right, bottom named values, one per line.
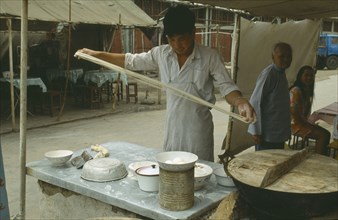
left=136, top=165, right=159, bottom=176
left=128, top=161, right=158, bottom=172
left=228, top=149, right=338, bottom=193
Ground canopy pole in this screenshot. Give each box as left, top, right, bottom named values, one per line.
left=7, top=18, right=16, bottom=131
left=220, top=13, right=241, bottom=166
left=56, top=0, right=72, bottom=121
left=19, top=0, right=28, bottom=219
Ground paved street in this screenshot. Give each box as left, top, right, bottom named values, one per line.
left=0, top=69, right=336, bottom=219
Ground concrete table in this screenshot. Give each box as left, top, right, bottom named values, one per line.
left=27, top=141, right=235, bottom=219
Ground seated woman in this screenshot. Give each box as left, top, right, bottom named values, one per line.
left=289, top=65, right=331, bottom=155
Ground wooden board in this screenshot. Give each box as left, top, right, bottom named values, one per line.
left=228, top=149, right=338, bottom=193
left=260, top=147, right=314, bottom=188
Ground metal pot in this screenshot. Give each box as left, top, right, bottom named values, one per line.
left=227, top=149, right=338, bottom=219
left=135, top=164, right=159, bottom=192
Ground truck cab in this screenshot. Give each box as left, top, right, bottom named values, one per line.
left=317, top=33, right=338, bottom=70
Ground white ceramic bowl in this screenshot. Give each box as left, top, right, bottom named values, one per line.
left=213, top=167, right=235, bottom=187
left=156, top=151, right=198, bottom=171
left=81, top=158, right=127, bottom=182
left=135, top=164, right=159, bottom=192
left=194, top=163, right=213, bottom=190
left=45, top=150, right=73, bottom=166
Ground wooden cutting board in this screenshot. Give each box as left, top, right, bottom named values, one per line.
left=227, top=149, right=338, bottom=193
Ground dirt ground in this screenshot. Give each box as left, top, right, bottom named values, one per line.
left=0, top=70, right=337, bottom=219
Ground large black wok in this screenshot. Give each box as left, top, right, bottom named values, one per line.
left=227, top=149, right=338, bottom=219
left=232, top=177, right=338, bottom=219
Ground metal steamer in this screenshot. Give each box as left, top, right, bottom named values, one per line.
left=159, top=167, right=194, bottom=211
left=156, top=151, right=198, bottom=211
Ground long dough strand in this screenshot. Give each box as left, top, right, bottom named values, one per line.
left=75, top=51, right=248, bottom=123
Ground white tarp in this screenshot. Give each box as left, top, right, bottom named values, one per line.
left=227, top=18, right=321, bottom=155
left=0, top=0, right=156, bottom=26
left=184, top=0, right=338, bottom=19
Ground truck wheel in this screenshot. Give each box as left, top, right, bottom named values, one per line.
left=316, top=57, right=326, bottom=70
left=326, top=56, right=338, bottom=70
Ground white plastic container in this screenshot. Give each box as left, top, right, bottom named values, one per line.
left=135, top=165, right=159, bottom=192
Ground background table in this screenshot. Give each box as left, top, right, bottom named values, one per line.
left=84, top=69, right=128, bottom=87
left=0, top=77, right=47, bottom=92
left=45, top=68, right=84, bottom=84
left=26, top=141, right=235, bottom=220
left=309, top=102, right=338, bottom=125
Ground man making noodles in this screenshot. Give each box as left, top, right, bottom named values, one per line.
left=76, top=5, right=256, bottom=162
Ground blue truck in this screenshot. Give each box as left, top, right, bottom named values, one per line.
left=316, top=33, right=338, bottom=70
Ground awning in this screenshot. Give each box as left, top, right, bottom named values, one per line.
left=0, top=0, right=156, bottom=26
left=184, top=0, right=338, bottom=19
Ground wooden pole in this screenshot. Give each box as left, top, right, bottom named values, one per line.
left=7, top=18, right=16, bottom=131
left=157, top=28, right=162, bottom=104
left=19, top=0, right=28, bottom=218
left=220, top=13, right=241, bottom=167
left=111, top=14, right=123, bottom=111
left=56, top=0, right=72, bottom=121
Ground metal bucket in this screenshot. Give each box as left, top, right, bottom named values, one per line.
left=159, top=167, right=194, bottom=211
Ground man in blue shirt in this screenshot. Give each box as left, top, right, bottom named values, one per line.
left=248, top=42, right=292, bottom=150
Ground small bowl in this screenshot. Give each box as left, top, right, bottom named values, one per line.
left=81, top=158, right=127, bottom=182
left=45, top=150, right=73, bottom=166
left=194, top=163, right=213, bottom=190
left=156, top=151, right=198, bottom=171
left=135, top=164, right=159, bottom=192
left=213, top=167, right=235, bottom=187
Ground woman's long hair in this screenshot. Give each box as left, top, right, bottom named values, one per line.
left=289, top=65, right=315, bottom=97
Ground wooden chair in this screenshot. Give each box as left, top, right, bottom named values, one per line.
left=45, top=90, right=62, bottom=117
left=328, top=139, right=338, bottom=159
left=126, top=82, right=138, bottom=104
left=288, top=130, right=310, bottom=150
left=84, top=85, right=103, bottom=109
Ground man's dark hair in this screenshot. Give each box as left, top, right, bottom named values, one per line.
left=163, top=5, right=195, bottom=37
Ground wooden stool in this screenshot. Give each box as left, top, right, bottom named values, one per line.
left=109, top=81, right=123, bottom=101
left=46, top=90, right=62, bottom=117
left=27, top=85, right=45, bottom=115
left=85, top=86, right=103, bottom=109
left=328, top=139, right=338, bottom=159
left=126, top=82, right=138, bottom=104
